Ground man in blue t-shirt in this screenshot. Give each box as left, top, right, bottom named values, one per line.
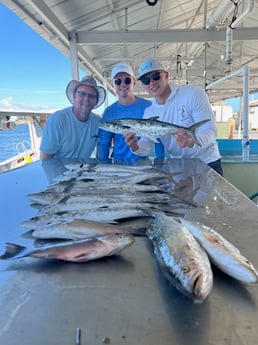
left=40, top=76, right=106, bottom=161
left=97, top=62, right=164, bottom=163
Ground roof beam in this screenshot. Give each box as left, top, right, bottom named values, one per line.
left=76, top=27, right=258, bottom=44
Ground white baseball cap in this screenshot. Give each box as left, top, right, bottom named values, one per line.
left=137, top=58, right=165, bottom=79
left=111, top=62, right=135, bottom=80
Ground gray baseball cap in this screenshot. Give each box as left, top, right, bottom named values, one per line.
left=138, top=58, right=165, bottom=79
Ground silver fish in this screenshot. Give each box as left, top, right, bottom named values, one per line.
left=36, top=198, right=170, bottom=215
left=63, top=163, right=91, bottom=172
left=43, top=170, right=167, bottom=193
left=76, top=171, right=167, bottom=184
left=93, top=164, right=152, bottom=173
left=98, top=116, right=210, bottom=146
left=32, top=219, right=146, bottom=240
left=0, top=233, right=135, bottom=262
left=27, top=191, right=67, bottom=206
left=20, top=207, right=152, bottom=229
left=178, top=218, right=258, bottom=283
left=27, top=184, right=166, bottom=206
left=147, top=213, right=213, bottom=302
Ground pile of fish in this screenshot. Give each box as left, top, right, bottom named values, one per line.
left=21, top=163, right=188, bottom=228
left=2, top=163, right=188, bottom=263
left=1, top=162, right=257, bottom=303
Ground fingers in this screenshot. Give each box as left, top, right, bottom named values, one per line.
left=174, top=130, right=194, bottom=148
left=124, top=132, right=139, bottom=152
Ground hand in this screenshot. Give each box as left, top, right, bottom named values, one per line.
left=174, top=130, right=194, bottom=148
left=123, top=132, right=139, bottom=152
left=176, top=177, right=194, bottom=199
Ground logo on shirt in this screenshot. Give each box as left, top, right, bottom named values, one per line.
left=180, top=106, right=187, bottom=120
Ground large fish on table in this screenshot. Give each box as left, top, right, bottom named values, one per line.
left=20, top=206, right=153, bottom=229
left=27, top=183, right=167, bottom=206
left=178, top=218, right=258, bottom=283
left=98, top=116, right=210, bottom=146
left=147, top=213, right=213, bottom=302
left=34, top=193, right=171, bottom=214
left=0, top=233, right=135, bottom=262
left=32, top=219, right=147, bottom=240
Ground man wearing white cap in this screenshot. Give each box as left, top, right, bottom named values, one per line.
left=124, top=58, right=223, bottom=175
left=40, top=75, right=106, bottom=161
left=97, top=62, right=164, bottom=163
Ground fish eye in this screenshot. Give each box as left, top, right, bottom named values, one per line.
left=182, top=266, right=191, bottom=273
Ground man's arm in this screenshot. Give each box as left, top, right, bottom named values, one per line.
left=97, top=129, right=114, bottom=161
left=40, top=151, right=54, bottom=161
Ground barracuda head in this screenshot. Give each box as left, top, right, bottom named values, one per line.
left=98, top=121, right=130, bottom=134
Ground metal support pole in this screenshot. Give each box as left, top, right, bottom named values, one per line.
left=206, top=66, right=250, bottom=161
left=242, top=65, right=250, bottom=161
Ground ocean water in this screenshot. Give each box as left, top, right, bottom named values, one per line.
left=0, top=124, right=31, bottom=162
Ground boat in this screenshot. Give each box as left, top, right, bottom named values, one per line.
left=1, top=1, right=258, bottom=344
left=1, top=157, right=258, bottom=345
left=0, top=111, right=50, bottom=173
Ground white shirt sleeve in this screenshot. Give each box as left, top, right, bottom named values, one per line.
left=133, top=136, right=155, bottom=156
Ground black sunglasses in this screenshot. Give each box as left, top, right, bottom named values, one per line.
left=140, top=71, right=162, bottom=85
left=114, top=77, right=132, bottom=86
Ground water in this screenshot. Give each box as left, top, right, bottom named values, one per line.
left=0, top=124, right=31, bottom=162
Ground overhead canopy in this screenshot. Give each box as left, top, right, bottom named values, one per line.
left=3, top=0, right=258, bottom=102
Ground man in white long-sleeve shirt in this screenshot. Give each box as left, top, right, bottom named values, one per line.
left=124, top=58, right=223, bottom=175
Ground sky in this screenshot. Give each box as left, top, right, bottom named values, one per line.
left=0, top=3, right=255, bottom=115
left=0, top=3, right=76, bottom=112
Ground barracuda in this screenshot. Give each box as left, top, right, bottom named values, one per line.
left=27, top=184, right=167, bottom=206
left=20, top=207, right=152, bottom=229
left=36, top=199, right=170, bottom=215
left=98, top=117, right=210, bottom=146
left=32, top=219, right=147, bottom=240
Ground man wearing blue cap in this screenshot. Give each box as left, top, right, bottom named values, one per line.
left=97, top=62, right=164, bottom=163
left=124, top=58, right=223, bottom=175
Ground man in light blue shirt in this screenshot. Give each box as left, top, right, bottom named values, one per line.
left=40, top=76, right=106, bottom=161
left=97, top=62, right=164, bottom=163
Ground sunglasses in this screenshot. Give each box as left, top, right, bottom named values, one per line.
left=76, top=90, right=97, bottom=100
left=114, top=77, right=132, bottom=86
left=140, top=71, right=162, bottom=85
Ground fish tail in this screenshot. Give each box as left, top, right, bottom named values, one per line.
left=0, top=242, right=26, bottom=259
left=188, top=119, right=210, bottom=146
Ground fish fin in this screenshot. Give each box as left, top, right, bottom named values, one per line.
left=20, top=229, right=34, bottom=239
left=202, top=232, right=220, bottom=244
left=29, top=203, right=43, bottom=209
left=0, top=242, right=27, bottom=259
left=187, top=119, right=210, bottom=146
left=148, top=116, right=160, bottom=121
left=121, top=125, right=131, bottom=130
